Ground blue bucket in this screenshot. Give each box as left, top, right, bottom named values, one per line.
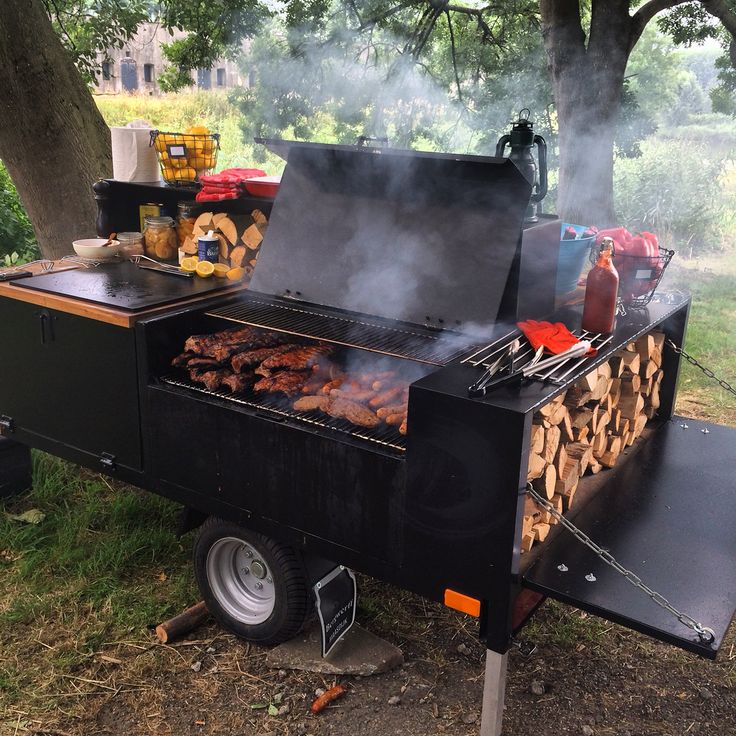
left=556, top=223, right=595, bottom=295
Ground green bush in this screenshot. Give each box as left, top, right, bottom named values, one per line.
left=614, top=138, right=731, bottom=255
left=0, top=162, right=39, bottom=264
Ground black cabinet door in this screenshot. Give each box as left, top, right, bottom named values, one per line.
left=0, top=298, right=142, bottom=470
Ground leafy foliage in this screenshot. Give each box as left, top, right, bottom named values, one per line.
left=0, top=162, right=40, bottom=264
left=43, top=0, right=150, bottom=84
left=614, top=138, right=729, bottom=253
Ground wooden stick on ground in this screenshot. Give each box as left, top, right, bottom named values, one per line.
left=156, top=601, right=209, bottom=644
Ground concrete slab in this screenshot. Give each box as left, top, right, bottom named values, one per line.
left=265, top=624, right=404, bottom=676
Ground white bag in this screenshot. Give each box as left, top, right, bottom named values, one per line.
left=111, top=119, right=160, bottom=182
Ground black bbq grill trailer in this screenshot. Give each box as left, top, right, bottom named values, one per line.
left=1, top=142, right=735, bottom=736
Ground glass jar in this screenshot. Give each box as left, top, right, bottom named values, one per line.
left=143, top=215, right=177, bottom=261
left=176, top=201, right=198, bottom=249
left=117, top=231, right=145, bottom=259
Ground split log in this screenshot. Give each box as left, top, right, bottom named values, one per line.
left=527, top=452, right=546, bottom=481
left=155, top=601, right=209, bottom=644
left=578, top=371, right=598, bottom=393
left=530, top=424, right=545, bottom=455
left=590, top=374, right=610, bottom=402
left=555, top=458, right=580, bottom=496
left=521, top=532, right=536, bottom=553
left=542, top=425, right=561, bottom=465
left=546, top=402, right=568, bottom=427
left=620, top=351, right=641, bottom=375
left=532, top=464, right=557, bottom=500
left=635, top=334, right=655, bottom=363
left=609, top=355, right=625, bottom=377
left=229, top=245, right=247, bottom=269
left=561, top=411, right=575, bottom=442
left=620, top=374, right=642, bottom=395
left=564, top=385, right=592, bottom=409
left=640, top=360, right=658, bottom=380
left=218, top=216, right=239, bottom=246
left=571, top=408, right=593, bottom=429
left=565, top=442, right=593, bottom=476
left=554, top=443, right=569, bottom=478
left=533, top=522, right=551, bottom=543
left=242, top=223, right=264, bottom=250
left=618, top=393, right=644, bottom=420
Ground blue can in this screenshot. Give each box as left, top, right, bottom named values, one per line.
left=198, top=234, right=219, bottom=263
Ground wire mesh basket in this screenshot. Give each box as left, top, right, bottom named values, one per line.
left=150, top=130, right=221, bottom=185
left=589, top=242, right=674, bottom=308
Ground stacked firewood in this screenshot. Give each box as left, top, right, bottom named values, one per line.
left=521, top=330, right=666, bottom=553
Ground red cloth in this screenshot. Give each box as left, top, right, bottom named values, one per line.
left=196, top=187, right=242, bottom=202
left=517, top=320, right=595, bottom=356
left=196, top=167, right=268, bottom=203
left=199, top=168, right=266, bottom=187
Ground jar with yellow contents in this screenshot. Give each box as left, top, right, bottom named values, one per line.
left=143, top=215, right=178, bottom=261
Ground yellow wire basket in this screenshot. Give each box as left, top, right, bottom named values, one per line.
left=150, top=129, right=221, bottom=185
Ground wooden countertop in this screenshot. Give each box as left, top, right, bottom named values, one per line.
left=0, top=260, right=244, bottom=328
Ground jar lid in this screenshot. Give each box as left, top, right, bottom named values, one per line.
left=144, top=215, right=175, bottom=227
left=117, top=231, right=143, bottom=242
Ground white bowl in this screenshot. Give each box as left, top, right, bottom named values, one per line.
left=72, top=238, right=121, bottom=260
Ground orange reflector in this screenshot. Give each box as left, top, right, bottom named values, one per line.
left=444, top=589, right=481, bottom=617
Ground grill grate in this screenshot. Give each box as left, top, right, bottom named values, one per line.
left=160, top=372, right=407, bottom=454
left=205, top=298, right=473, bottom=366
left=461, top=329, right=615, bottom=386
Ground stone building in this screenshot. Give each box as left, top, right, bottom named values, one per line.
left=94, top=23, right=251, bottom=95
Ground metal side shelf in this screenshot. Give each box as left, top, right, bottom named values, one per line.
left=523, top=416, right=736, bottom=659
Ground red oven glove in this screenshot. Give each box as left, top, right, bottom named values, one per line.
left=517, top=320, right=595, bottom=355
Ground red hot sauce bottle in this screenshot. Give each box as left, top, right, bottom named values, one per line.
left=582, top=236, right=619, bottom=334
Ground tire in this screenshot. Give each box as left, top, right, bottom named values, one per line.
left=194, top=517, right=310, bottom=644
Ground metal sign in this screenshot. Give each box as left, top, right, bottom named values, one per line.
left=313, top=566, right=357, bottom=658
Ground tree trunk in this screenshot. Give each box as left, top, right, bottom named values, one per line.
left=0, top=0, right=111, bottom=260
left=540, top=0, right=631, bottom=227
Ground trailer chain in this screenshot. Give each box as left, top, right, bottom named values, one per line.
left=525, top=484, right=716, bottom=645
left=666, top=338, right=736, bottom=398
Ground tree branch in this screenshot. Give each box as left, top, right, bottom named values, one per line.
left=628, top=0, right=692, bottom=53
left=701, top=0, right=736, bottom=42
left=444, top=9, right=463, bottom=102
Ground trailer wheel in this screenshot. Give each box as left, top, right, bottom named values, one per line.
left=194, top=518, right=310, bottom=644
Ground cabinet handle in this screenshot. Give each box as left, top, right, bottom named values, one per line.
left=39, top=309, right=54, bottom=344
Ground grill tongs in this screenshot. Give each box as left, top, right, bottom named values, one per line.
left=468, top=340, right=592, bottom=396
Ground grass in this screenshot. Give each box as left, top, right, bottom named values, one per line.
left=0, top=454, right=197, bottom=718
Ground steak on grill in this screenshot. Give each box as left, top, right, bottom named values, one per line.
left=254, top=370, right=310, bottom=396
left=231, top=344, right=299, bottom=374
left=255, top=345, right=333, bottom=377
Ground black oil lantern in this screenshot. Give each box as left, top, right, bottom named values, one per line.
left=495, top=109, right=548, bottom=223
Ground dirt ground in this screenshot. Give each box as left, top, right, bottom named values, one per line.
left=3, top=577, right=734, bottom=736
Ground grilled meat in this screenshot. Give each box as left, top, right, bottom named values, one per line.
left=206, top=332, right=287, bottom=362
left=222, top=372, right=254, bottom=393
left=293, top=395, right=331, bottom=412
left=369, top=385, right=406, bottom=408
left=326, top=398, right=381, bottom=428
left=256, top=345, right=333, bottom=377
left=189, top=368, right=232, bottom=391
left=231, top=344, right=298, bottom=374
left=186, top=356, right=224, bottom=370
left=254, top=370, right=310, bottom=396
left=329, top=388, right=376, bottom=403
left=399, top=418, right=407, bottom=435
left=172, top=351, right=195, bottom=368
left=184, top=326, right=259, bottom=355
left=376, top=403, right=408, bottom=419
left=385, top=412, right=406, bottom=426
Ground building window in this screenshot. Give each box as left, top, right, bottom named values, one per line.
left=144, top=64, right=154, bottom=83
left=101, top=62, right=111, bottom=81
left=216, top=68, right=226, bottom=87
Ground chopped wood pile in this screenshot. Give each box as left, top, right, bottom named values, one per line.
left=179, top=209, right=267, bottom=279
left=521, top=330, right=666, bottom=553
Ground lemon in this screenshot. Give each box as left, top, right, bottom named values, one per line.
left=196, top=260, right=215, bottom=278
left=180, top=257, right=198, bottom=273
left=180, top=166, right=198, bottom=181
left=213, top=263, right=230, bottom=278
left=185, top=125, right=210, bottom=136
left=226, top=267, right=245, bottom=281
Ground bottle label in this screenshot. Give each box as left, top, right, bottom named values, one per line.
left=635, top=268, right=653, bottom=280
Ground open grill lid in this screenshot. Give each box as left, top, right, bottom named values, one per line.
left=250, top=143, right=532, bottom=330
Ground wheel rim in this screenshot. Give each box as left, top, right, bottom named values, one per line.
left=206, top=537, right=276, bottom=624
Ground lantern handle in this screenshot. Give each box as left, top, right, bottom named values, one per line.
left=530, top=134, right=547, bottom=203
